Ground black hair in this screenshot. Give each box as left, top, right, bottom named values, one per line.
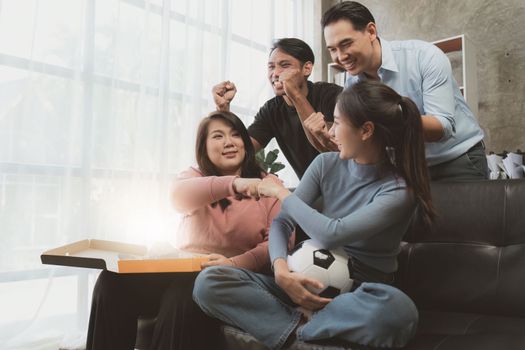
left=321, top=1, right=375, bottom=31
left=270, top=38, right=315, bottom=65
left=336, top=80, right=436, bottom=227
left=195, top=111, right=264, bottom=211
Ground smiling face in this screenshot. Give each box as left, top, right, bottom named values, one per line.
left=330, top=102, right=380, bottom=164
left=324, top=19, right=379, bottom=77
left=267, top=48, right=308, bottom=96
left=205, top=119, right=246, bottom=176
left=329, top=104, right=367, bottom=160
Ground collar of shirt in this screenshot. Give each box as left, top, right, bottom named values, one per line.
left=357, top=37, right=399, bottom=81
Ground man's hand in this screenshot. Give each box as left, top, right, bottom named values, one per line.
left=233, top=178, right=261, bottom=198
left=279, top=68, right=305, bottom=100
left=212, top=81, right=237, bottom=111
left=304, top=112, right=338, bottom=151
left=201, top=253, right=234, bottom=268
left=274, top=259, right=332, bottom=311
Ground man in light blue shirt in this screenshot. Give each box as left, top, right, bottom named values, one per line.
left=316, top=1, right=487, bottom=181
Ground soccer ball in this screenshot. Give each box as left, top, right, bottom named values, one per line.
left=287, top=239, right=353, bottom=298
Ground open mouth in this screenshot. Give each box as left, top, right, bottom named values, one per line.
left=342, top=58, right=357, bottom=71
left=272, top=80, right=283, bottom=88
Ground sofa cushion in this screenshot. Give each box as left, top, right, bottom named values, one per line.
left=416, top=310, right=525, bottom=335
left=221, top=324, right=368, bottom=350
left=403, top=310, right=525, bottom=350
left=406, top=309, right=525, bottom=350
left=405, top=333, right=525, bottom=350
left=398, top=180, right=525, bottom=318
left=219, top=310, right=525, bottom=350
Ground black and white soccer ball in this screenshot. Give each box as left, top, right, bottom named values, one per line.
left=287, top=239, right=353, bottom=298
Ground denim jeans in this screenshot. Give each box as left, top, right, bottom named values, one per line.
left=193, top=266, right=418, bottom=350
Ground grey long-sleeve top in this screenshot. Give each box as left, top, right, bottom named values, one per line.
left=269, top=152, right=416, bottom=273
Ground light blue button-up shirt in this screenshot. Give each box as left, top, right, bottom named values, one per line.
left=345, top=38, right=484, bottom=166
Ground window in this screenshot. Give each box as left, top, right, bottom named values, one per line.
left=0, top=0, right=313, bottom=347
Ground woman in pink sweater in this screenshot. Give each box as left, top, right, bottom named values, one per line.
left=86, top=111, right=287, bottom=350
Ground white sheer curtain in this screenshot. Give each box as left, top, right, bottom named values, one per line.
left=0, top=0, right=315, bottom=349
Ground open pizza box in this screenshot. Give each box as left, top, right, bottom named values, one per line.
left=41, top=239, right=209, bottom=273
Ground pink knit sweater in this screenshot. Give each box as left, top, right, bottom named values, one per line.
left=171, top=167, right=284, bottom=272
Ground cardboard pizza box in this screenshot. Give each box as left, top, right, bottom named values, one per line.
left=41, top=239, right=209, bottom=273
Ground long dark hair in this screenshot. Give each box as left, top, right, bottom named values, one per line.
left=337, top=80, right=436, bottom=227
left=195, top=111, right=264, bottom=210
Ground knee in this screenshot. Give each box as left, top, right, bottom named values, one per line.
left=160, top=280, right=193, bottom=309
left=359, top=283, right=418, bottom=347
left=192, top=266, right=237, bottom=309
left=92, top=270, right=120, bottom=302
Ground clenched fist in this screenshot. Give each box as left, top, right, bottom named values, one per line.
left=278, top=68, right=304, bottom=99
left=212, top=81, right=237, bottom=111
left=233, top=178, right=261, bottom=198
left=257, top=177, right=290, bottom=200
left=304, top=112, right=338, bottom=151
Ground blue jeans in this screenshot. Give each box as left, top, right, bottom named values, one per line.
left=193, top=266, right=418, bottom=350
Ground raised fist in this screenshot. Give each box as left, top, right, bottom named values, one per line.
left=212, top=81, right=237, bottom=111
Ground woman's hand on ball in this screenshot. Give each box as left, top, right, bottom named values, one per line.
left=274, top=260, right=332, bottom=310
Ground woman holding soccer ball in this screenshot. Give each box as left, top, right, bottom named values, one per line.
left=193, top=80, right=436, bottom=349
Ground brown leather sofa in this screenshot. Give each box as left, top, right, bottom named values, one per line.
left=135, top=180, right=525, bottom=350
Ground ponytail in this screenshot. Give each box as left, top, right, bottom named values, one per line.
left=337, top=81, right=436, bottom=228
left=398, top=97, right=436, bottom=228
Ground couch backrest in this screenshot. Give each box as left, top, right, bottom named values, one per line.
left=396, top=180, right=525, bottom=317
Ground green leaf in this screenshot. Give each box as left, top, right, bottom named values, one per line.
left=255, top=150, right=268, bottom=171
left=255, top=148, right=285, bottom=173
left=255, top=149, right=265, bottom=164
left=265, top=150, right=278, bottom=164
left=270, top=162, right=285, bottom=174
